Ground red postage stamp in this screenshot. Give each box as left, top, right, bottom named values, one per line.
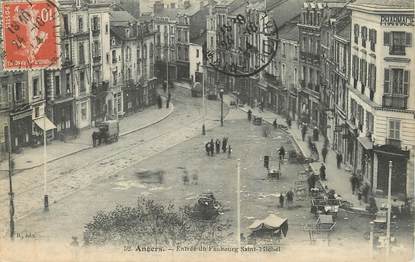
left=1, top=0, right=60, bottom=71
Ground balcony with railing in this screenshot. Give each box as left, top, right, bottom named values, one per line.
left=382, top=94, right=408, bottom=110
left=300, top=51, right=320, bottom=64
left=62, top=57, right=73, bottom=67
left=263, top=71, right=281, bottom=87
left=385, top=138, right=401, bottom=148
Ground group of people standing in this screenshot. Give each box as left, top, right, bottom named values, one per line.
left=279, top=189, right=295, bottom=208
left=205, top=137, right=231, bottom=157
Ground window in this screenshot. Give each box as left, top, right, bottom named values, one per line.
left=384, top=31, right=412, bottom=55
left=32, top=77, right=39, bottom=97
left=196, top=62, right=200, bottom=72
left=15, top=82, right=26, bottom=102
left=366, top=111, right=374, bottom=134
left=112, top=50, right=117, bottom=63
left=78, top=16, right=83, bottom=33
left=66, top=73, right=71, bottom=93
left=384, top=69, right=410, bottom=95
left=34, top=106, right=39, bottom=118
left=55, top=75, right=60, bottom=96
left=282, top=43, right=286, bottom=57
left=361, top=26, right=367, bottom=48
left=294, top=68, right=297, bottom=84
left=354, top=24, right=359, bottom=44
left=388, top=119, right=400, bottom=140
left=281, top=64, right=286, bottom=83
left=369, top=29, right=377, bottom=51
left=92, top=16, right=99, bottom=31
left=359, top=58, right=367, bottom=87
left=63, top=15, right=69, bottom=35
left=196, top=49, right=199, bottom=58
left=78, top=43, right=84, bottom=65
left=105, top=24, right=108, bottom=34
left=64, top=43, right=70, bottom=61
left=79, top=71, right=85, bottom=93
left=81, top=102, right=87, bottom=121
left=93, top=40, right=100, bottom=58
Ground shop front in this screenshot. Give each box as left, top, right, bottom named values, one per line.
left=53, top=99, right=75, bottom=139
left=374, top=144, right=409, bottom=199
left=357, top=136, right=374, bottom=185
left=10, top=106, right=32, bottom=152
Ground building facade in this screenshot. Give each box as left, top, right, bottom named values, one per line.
left=348, top=0, right=414, bottom=199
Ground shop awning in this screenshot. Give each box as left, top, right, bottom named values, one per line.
left=358, top=136, right=373, bottom=150
left=34, top=117, right=56, bottom=131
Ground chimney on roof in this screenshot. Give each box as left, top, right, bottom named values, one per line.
left=154, top=1, right=164, bottom=14
left=184, top=0, right=191, bottom=9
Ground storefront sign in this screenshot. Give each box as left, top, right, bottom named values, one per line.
left=380, top=15, right=415, bottom=26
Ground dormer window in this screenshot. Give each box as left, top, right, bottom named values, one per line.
left=111, top=38, right=116, bottom=46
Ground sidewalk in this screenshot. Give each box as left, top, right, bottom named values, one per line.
left=1, top=102, right=174, bottom=171
left=229, top=97, right=366, bottom=211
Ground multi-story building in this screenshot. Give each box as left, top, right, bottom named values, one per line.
left=263, top=16, right=300, bottom=119
left=189, top=43, right=203, bottom=83
left=320, top=10, right=351, bottom=166
left=153, top=2, right=178, bottom=85
left=89, top=3, right=111, bottom=125
left=176, top=14, right=191, bottom=81
left=348, top=0, right=414, bottom=199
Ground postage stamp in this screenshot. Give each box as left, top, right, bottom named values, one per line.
left=1, top=0, right=60, bottom=71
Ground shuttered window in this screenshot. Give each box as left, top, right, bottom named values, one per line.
left=354, top=24, right=359, bottom=44
left=384, top=69, right=390, bottom=94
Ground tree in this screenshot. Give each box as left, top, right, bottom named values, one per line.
left=83, top=197, right=231, bottom=248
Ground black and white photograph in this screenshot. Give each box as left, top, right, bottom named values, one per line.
left=0, top=0, right=414, bottom=261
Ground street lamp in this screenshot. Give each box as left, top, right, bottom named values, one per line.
left=220, top=88, right=224, bottom=127
left=202, top=68, right=206, bottom=135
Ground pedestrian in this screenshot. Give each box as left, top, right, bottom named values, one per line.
left=70, top=236, right=79, bottom=247
left=157, top=95, right=162, bottom=109
left=205, top=142, right=210, bottom=156
left=321, top=147, right=328, bottom=163
left=222, top=137, right=228, bottom=153
left=278, top=146, right=285, bottom=161
left=210, top=139, right=214, bottom=156
left=260, top=102, right=264, bottom=112
left=286, top=190, right=294, bottom=208
left=273, top=119, right=277, bottom=129
left=336, top=152, right=343, bottom=169
left=247, top=109, right=252, bottom=121
left=92, top=132, right=97, bottom=147
left=307, top=174, right=316, bottom=192
left=286, top=117, right=292, bottom=129
left=350, top=173, right=359, bottom=194
left=279, top=193, right=285, bottom=208
left=182, top=174, right=189, bottom=185
left=227, top=145, right=232, bottom=158
left=319, top=163, right=326, bottom=181
left=301, top=125, right=307, bottom=141
left=163, top=81, right=167, bottom=93
left=215, top=139, right=221, bottom=154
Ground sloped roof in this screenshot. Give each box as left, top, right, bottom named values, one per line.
left=352, top=0, right=414, bottom=9
left=110, top=11, right=136, bottom=24
left=156, top=8, right=178, bottom=19
left=268, top=0, right=305, bottom=28
left=278, top=15, right=300, bottom=41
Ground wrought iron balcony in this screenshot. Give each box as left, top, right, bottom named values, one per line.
left=92, top=26, right=100, bottom=36
left=62, top=57, right=73, bottom=67
left=382, top=94, right=408, bottom=110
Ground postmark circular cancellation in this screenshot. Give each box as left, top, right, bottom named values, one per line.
left=206, top=8, right=279, bottom=77
left=1, top=0, right=61, bottom=71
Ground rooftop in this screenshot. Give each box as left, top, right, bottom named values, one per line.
left=155, top=8, right=179, bottom=19
left=351, top=0, right=414, bottom=9
left=110, top=11, right=136, bottom=24
left=278, top=15, right=300, bottom=41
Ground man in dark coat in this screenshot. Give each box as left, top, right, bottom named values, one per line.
left=350, top=173, right=359, bottom=194
left=319, top=163, right=326, bottom=181
left=157, top=95, right=162, bottom=109
left=279, top=193, right=285, bottom=208
left=301, top=125, right=307, bottom=141
left=222, top=137, right=228, bottom=153
left=321, top=147, right=328, bottom=163
left=215, top=139, right=220, bottom=154
left=278, top=146, right=285, bottom=161
left=247, top=109, right=252, bottom=121
left=336, top=152, right=343, bottom=169
left=210, top=139, right=214, bottom=156
left=307, top=174, right=316, bottom=192
left=92, top=132, right=97, bottom=147
left=205, top=142, right=210, bottom=156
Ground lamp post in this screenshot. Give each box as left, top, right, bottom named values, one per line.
left=220, top=88, right=224, bottom=127
left=43, top=112, right=48, bottom=211
left=236, top=159, right=241, bottom=252
left=386, top=160, right=392, bottom=256
left=202, top=68, right=206, bottom=135
left=7, top=112, right=15, bottom=239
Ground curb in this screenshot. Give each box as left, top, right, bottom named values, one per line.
left=2, top=104, right=175, bottom=173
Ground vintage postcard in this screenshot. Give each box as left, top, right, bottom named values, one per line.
left=0, top=0, right=414, bottom=261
